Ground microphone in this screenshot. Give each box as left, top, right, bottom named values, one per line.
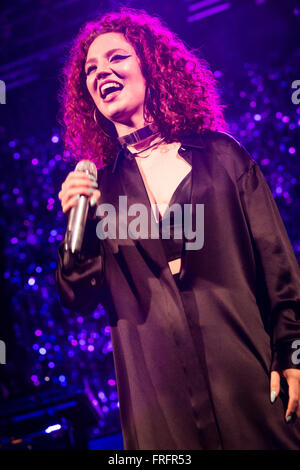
left=63, top=160, right=97, bottom=270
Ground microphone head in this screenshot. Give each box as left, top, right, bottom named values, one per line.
left=75, top=160, right=97, bottom=180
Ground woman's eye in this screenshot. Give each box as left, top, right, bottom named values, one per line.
left=86, top=65, right=96, bottom=76
left=110, top=55, right=130, bottom=62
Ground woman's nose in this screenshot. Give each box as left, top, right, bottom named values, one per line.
left=96, top=68, right=112, bottom=81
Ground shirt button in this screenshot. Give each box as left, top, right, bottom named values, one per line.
left=91, top=278, right=96, bottom=286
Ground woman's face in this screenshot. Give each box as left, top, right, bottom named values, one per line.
left=85, top=32, right=147, bottom=134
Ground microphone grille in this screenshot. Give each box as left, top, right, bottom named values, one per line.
left=75, top=160, right=97, bottom=179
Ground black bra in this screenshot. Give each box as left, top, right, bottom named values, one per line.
left=159, top=170, right=192, bottom=262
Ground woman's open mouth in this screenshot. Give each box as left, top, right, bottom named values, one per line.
left=100, top=82, right=124, bottom=101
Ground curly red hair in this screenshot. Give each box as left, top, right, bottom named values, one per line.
left=58, top=7, right=227, bottom=169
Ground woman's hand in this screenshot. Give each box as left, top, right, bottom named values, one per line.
left=270, top=369, right=300, bottom=421
left=58, top=170, right=101, bottom=214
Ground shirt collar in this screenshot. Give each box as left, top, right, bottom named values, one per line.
left=111, top=133, right=205, bottom=174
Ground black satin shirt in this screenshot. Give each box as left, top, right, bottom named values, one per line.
left=56, top=131, right=300, bottom=449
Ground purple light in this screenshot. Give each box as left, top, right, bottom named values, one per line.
left=249, top=101, right=256, bottom=108
left=282, top=115, right=290, bottom=123
left=214, top=70, right=223, bottom=78
left=187, top=2, right=231, bottom=22
left=275, top=186, right=283, bottom=195
left=275, top=112, right=282, bottom=119
left=8, top=140, right=17, bottom=148
left=10, top=237, right=19, bottom=245
left=31, top=375, right=38, bottom=381
left=31, top=158, right=39, bottom=165
left=77, top=316, right=84, bottom=324
left=288, top=147, right=296, bottom=155
left=98, top=391, right=107, bottom=402
left=254, top=114, right=262, bottom=121
left=58, top=375, right=66, bottom=382
left=71, top=339, right=77, bottom=346
left=36, top=266, right=42, bottom=273
left=102, top=340, right=113, bottom=354
left=108, top=379, right=116, bottom=386
left=104, top=326, right=110, bottom=335
left=279, top=143, right=286, bottom=152
left=51, top=135, right=59, bottom=143
left=87, top=345, right=95, bottom=352
left=39, top=347, right=47, bottom=355
left=261, top=158, right=270, bottom=166
left=27, top=234, right=38, bottom=245
left=13, top=152, right=21, bottom=159
left=34, top=329, right=42, bottom=337
left=48, top=361, right=55, bottom=369
left=28, top=277, right=36, bottom=286
left=32, top=343, right=39, bottom=350
left=45, top=424, right=61, bottom=434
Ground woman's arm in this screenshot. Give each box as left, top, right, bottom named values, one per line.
left=56, top=168, right=106, bottom=313
left=237, top=162, right=300, bottom=371
left=56, top=217, right=106, bottom=313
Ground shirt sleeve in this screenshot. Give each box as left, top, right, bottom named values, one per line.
left=55, top=217, right=107, bottom=313
left=237, top=162, right=300, bottom=371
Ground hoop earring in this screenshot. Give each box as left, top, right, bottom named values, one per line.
left=143, top=87, right=153, bottom=123
left=93, top=108, right=112, bottom=138
left=93, top=108, right=98, bottom=124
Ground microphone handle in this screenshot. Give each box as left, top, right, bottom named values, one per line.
left=65, top=194, right=90, bottom=255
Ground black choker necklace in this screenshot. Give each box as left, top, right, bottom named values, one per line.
left=118, top=123, right=159, bottom=146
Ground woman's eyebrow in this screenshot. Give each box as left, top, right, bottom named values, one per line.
left=85, top=48, right=129, bottom=67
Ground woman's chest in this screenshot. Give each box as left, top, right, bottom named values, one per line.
left=134, top=143, right=192, bottom=214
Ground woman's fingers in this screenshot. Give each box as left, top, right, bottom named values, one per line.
left=270, top=370, right=281, bottom=403
left=58, top=171, right=99, bottom=213
left=89, top=189, right=101, bottom=208
left=282, top=369, right=300, bottom=421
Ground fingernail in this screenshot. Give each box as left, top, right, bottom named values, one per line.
left=270, top=390, right=277, bottom=403
left=91, top=181, right=98, bottom=188
left=88, top=187, right=94, bottom=194
left=286, top=415, right=292, bottom=423
left=90, top=196, right=97, bottom=207
left=88, top=174, right=97, bottom=182
left=72, top=194, right=80, bottom=203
